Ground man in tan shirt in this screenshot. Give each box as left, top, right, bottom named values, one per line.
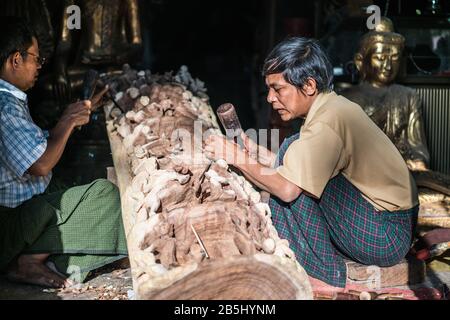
left=205, top=37, right=419, bottom=291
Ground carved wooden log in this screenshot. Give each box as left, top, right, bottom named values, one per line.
left=103, top=65, right=312, bottom=300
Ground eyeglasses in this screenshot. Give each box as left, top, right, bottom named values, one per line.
left=21, top=51, right=46, bottom=66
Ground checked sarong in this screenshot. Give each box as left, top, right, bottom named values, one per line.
left=0, top=179, right=127, bottom=282
left=269, top=133, right=418, bottom=287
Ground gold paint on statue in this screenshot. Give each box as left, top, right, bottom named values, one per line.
left=343, top=17, right=430, bottom=170
left=48, top=0, right=142, bottom=104
left=341, top=17, right=450, bottom=224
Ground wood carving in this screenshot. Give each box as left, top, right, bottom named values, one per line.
left=102, top=65, right=312, bottom=300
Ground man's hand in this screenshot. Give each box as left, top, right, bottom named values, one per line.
left=53, top=64, right=71, bottom=104
left=60, top=100, right=92, bottom=129
left=240, top=132, right=258, bottom=159
left=240, top=132, right=276, bottom=167
left=29, top=101, right=91, bottom=177
left=204, top=135, right=245, bottom=166
left=205, top=135, right=301, bottom=203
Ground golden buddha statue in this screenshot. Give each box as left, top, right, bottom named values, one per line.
left=342, top=17, right=430, bottom=170
left=341, top=17, right=450, bottom=225
left=43, top=0, right=142, bottom=104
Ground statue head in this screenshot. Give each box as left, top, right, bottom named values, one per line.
left=354, top=17, right=405, bottom=87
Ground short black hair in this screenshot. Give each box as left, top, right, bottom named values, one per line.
left=0, top=16, right=35, bottom=71
left=263, top=37, right=333, bottom=93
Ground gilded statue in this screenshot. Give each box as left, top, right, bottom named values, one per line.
left=341, top=17, right=450, bottom=220
left=44, top=0, right=142, bottom=105
left=341, top=17, right=430, bottom=171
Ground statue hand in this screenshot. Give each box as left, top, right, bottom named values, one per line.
left=115, top=44, right=141, bottom=64
left=53, top=69, right=71, bottom=105
left=407, top=159, right=429, bottom=172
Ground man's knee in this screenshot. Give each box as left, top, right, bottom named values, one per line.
left=366, top=251, right=406, bottom=268
left=90, top=179, right=120, bottom=197
left=354, top=241, right=409, bottom=267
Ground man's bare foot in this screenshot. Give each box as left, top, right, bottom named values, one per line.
left=114, top=257, right=130, bottom=269
left=6, top=254, right=74, bottom=288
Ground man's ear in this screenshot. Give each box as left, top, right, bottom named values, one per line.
left=11, top=52, right=23, bottom=69
left=303, top=78, right=317, bottom=96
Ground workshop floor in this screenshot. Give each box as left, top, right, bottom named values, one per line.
left=0, top=263, right=133, bottom=300
left=2, top=145, right=448, bottom=300
left=392, top=252, right=450, bottom=298
left=0, top=255, right=448, bottom=300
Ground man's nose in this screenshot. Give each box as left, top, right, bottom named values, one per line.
left=267, top=89, right=276, bottom=104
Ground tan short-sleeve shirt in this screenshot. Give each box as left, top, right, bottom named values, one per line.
left=276, top=91, right=418, bottom=212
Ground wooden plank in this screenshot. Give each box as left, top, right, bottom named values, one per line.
left=418, top=189, right=450, bottom=229
left=346, top=257, right=426, bottom=289
left=418, top=203, right=450, bottom=229
left=104, top=117, right=142, bottom=294
left=106, top=166, right=118, bottom=187
left=105, top=120, right=134, bottom=235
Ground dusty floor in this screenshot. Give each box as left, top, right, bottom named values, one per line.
left=394, top=253, right=450, bottom=298
left=0, top=255, right=449, bottom=300
left=0, top=264, right=133, bottom=300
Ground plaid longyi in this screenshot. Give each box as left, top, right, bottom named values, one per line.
left=270, top=133, right=418, bottom=287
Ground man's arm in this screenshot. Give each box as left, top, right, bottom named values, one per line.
left=28, top=100, right=91, bottom=176
left=237, top=152, right=302, bottom=203
left=204, top=135, right=302, bottom=203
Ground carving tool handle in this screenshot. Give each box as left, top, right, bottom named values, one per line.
left=81, top=69, right=99, bottom=101
left=76, top=69, right=99, bottom=131
left=216, top=103, right=244, bottom=148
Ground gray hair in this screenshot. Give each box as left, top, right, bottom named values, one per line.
left=263, top=37, right=333, bottom=93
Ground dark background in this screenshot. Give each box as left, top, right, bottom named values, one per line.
left=5, top=0, right=450, bottom=184
left=136, top=0, right=450, bottom=129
